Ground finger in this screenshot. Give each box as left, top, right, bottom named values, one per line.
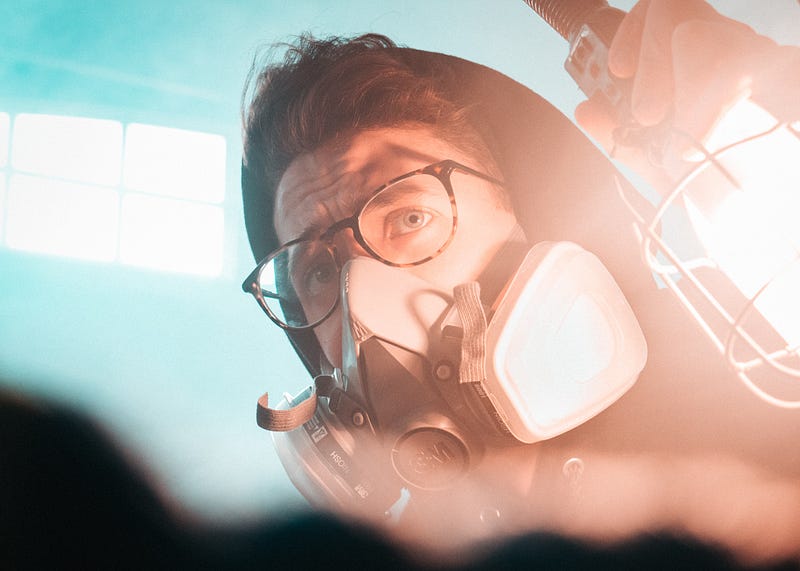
left=629, top=0, right=678, bottom=126
left=751, top=43, right=800, bottom=124
left=630, top=0, right=723, bottom=126
left=608, top=0, right=650, bottom=79
left=671, top=20, right=775, bottom=151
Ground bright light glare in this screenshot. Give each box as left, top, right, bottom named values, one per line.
left=684, top=100, right=800, bottom=348
left=5, top=174, right=119, bottom=261
left=11, top=114, right=123, bottom=186
left=119, top=193, right=223, bottom=276
left=123, top=123, right=226, bottom=203
left=0, top=113, right=9, bottom=168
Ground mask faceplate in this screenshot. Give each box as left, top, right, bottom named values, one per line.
left=266, top=241, right=647, bottom=520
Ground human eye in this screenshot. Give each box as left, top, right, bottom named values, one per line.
left=286, top=243, right=338, bottom=299
left=360, top=174, right=454, bottom=262
left=300, top=254, right=338, bottom=298
left=369, top=179, right=447, bottom=241
left=383, top=206, right=436, bottom=238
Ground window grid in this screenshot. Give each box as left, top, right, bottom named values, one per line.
left=0, top=112, right=226, bottom=277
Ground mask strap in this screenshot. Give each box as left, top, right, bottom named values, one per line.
left=454, top=282, right=487, bottom=385
left=256, top=390, right=318, bottom=432
left=455, top=223, right=527, bottom=384
left=476, top=224, right=529, bottom=305
left=453, top=281, right=518, bottom=439
left=255, top=353, right=336, bottom=432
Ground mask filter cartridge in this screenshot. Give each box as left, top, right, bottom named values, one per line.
left=483, top=241, right=647, bottom=442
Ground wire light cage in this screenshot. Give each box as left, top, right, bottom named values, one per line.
left=522, top=0, right=800, bottom=407
left=617, top=106, right=800, bottom=409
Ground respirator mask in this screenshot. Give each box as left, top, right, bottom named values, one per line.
left=257, top=236, right=647, bottom=519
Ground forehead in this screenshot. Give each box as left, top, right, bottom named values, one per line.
left=273, top=127, right=476, bottom=243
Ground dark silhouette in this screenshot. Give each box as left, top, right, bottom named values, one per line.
left=1, top=385, right=797, bottom=570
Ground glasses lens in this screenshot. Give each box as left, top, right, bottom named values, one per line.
left=359, top=173, right=454, bottom=264
left=257, top=241, right=339, bottom=328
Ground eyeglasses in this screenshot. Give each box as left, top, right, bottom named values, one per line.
left=242, top=159, right=504, bottom=330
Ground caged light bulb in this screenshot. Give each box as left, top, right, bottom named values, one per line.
left=629, top=95, right=800, bottom=407
left=523, top=0, right=800, bottom=404
left=681, top=98, right=800, bottom=351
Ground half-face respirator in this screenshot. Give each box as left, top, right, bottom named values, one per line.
left=258, top=239, right=647, bottom=518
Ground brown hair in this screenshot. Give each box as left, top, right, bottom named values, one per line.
left=241, top=33, right=503, bottom=260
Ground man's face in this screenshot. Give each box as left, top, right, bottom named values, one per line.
left=274, top=126, right=519, bottom=367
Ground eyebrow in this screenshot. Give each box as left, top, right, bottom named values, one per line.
left=363, top=184, right=441, bottom=210
left=283, top=164, right=443, bottom=244
left=295, top=185, right=372, bottom=242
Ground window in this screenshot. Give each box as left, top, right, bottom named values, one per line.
left=1, top=112, right=226, bottom=276
left=120, top=193, right=224, bottom=276
left=12, top=113, right=123, bottom=186
left=6, top=174, right=119, bottom=262
left=123, top=123, right=225, bottom=203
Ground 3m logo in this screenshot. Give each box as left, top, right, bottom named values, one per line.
left=411, top=440, right=455, bottom=474
left=393, top=429, right=468, bottom=489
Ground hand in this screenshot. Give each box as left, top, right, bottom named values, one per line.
left=574, top=0, right=797, bottom=190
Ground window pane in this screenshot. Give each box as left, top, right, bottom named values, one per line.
left=123, top=124, right=226, bottom=203
left=0, top=113, right=9, bottom=168
left=119, top=193, right=223, bottom=277
left=11, top=114, right=123, bottom=186
left=5, top=174, right=119, bottom=261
